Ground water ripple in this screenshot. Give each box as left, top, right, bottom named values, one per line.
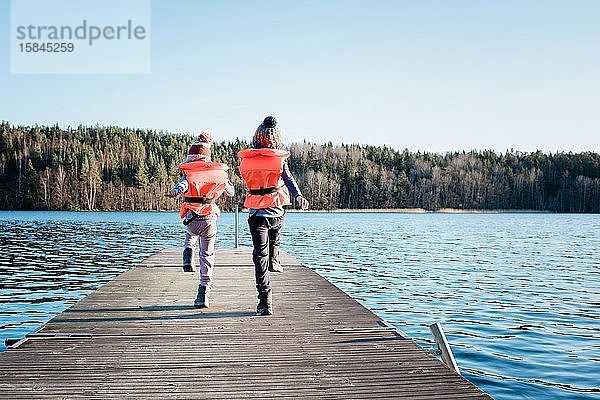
left=282, top=212, right=600, bottom=400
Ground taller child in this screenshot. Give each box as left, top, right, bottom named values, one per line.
left=238, top=116, right=309, bottom=316
left=165, top=132, right=235, bottom=308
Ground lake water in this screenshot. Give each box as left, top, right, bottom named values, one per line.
left=0, top=211, right=598, bottom=399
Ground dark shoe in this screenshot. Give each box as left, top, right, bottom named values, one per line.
left=194, top=285, right=210, bottom=308
left=256, top=290, right=272, bottom=316
left=183, top=248, right=194, bottom=272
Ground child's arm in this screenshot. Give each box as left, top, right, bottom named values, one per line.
left=282, top=161, right=309, bottom=210
left=164, top=174, right=189, bottom=198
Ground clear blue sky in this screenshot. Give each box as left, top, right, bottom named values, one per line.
left=1, top=0, right=599, bottom=152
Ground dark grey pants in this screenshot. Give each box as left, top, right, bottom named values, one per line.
left=248, top=215, right=284, bottom=293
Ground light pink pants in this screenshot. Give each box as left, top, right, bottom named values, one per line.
left=184, top=216, right=217, bottom=286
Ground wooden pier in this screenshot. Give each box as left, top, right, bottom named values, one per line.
left=0, top=248, right=491, bottom=399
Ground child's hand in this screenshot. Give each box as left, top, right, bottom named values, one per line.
left=164, top=190, right=177, bottom=198
left=295, top=196, right=309, bottom=210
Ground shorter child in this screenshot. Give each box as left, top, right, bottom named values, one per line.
left=165, top=132, right=235, bottom=308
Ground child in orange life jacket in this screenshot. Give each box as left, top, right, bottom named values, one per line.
left=165, top=132, right=235, bottom=308
left=238, top=116, right=309, bottom=316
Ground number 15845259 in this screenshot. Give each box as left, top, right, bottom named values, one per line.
left=19, top=42, right=74, bottom=52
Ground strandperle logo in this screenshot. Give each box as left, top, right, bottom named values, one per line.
left=10, top=0, right=151, bottom=74
left=15, top=20, right=147, bottom=46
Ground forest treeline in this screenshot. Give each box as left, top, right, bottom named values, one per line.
left=1, top=122, right=599, bottom=212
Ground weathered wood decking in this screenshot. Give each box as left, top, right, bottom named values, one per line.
left=0, top=248, right=492, bottom=399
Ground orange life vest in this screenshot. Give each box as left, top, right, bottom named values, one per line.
left=238, top=148, right=291, bottom=209
left=178, top=160, right=229, bottom=217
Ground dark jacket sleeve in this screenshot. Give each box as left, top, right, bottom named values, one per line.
left=282, top=161, right=302, bottom=199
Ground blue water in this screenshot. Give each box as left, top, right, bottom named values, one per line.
left=0, top=211, right=599, bottom=399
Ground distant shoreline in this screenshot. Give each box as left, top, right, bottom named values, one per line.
left=0, top=208, right=558, bottom=214
left=283, top=208, right=555, bottom=214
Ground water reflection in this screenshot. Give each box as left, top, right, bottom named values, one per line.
left=282, top=213, right=600, bottom=400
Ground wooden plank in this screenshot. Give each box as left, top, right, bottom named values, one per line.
left=141, top=246, right=302, bottom=267
left=0, top=248, right=492, bottom=399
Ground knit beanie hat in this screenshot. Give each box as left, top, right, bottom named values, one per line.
left=253, top=116, right=282, bottom=149
left=186, top=132, right=213, bottom=161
